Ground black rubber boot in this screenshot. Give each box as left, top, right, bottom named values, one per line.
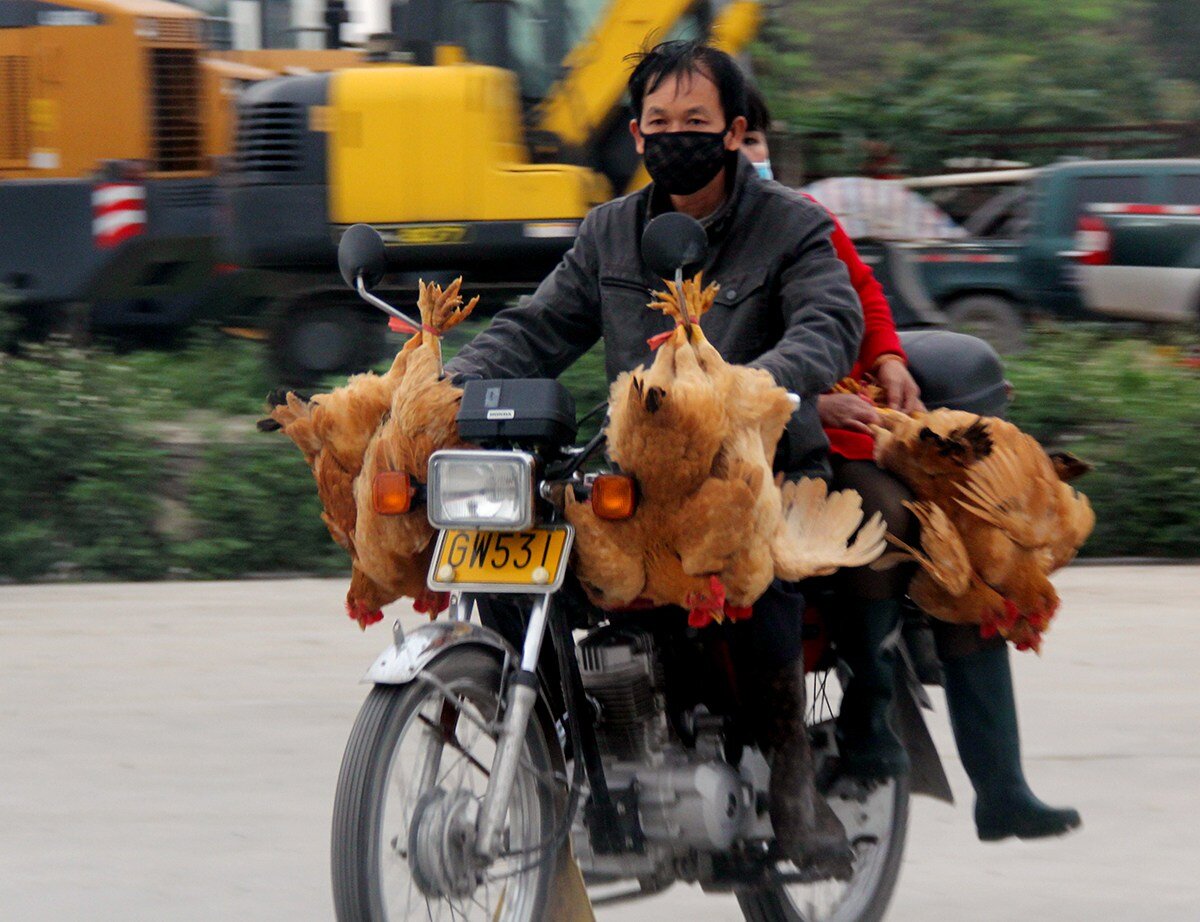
left=942, top=644, right=1082, bottom=842
left=834, top=599, right=911, bottom=780
left=765, top=657, right=854, bottom=880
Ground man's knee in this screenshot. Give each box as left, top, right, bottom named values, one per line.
left=749, top=580, right=806, bottom=667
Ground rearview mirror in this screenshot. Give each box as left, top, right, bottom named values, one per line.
left=338, top=223, right=387, bottom=291
left=640, top=212, right=708, bottom=280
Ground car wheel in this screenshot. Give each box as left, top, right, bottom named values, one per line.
left=269, top=298, right=385, bottom=386
left=944, top=295, right=1026, bottom=354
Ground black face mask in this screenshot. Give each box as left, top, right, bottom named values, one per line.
left=642, top=129, right=730, bottom=195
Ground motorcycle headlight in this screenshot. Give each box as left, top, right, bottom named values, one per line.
left=427, top=450, right=535, bottom=531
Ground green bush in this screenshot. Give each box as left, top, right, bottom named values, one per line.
left=99, top=326, right=276, bottom=418
left=3, top=324, right=1197, bottom=583
left=0, top=342, right=168, bottom=580
left=1005, top=326, right=1200, bottom=557
left=173, top=440, right=346, bottom=578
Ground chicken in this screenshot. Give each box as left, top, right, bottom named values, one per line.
left=568, top=272, right=886, bottom=626
left=260, top=278, right=478, bottom=627
left=257, top=340, right=421, bottom=552
left=567, top=462, right=760, bottom=625
left=605, top=276, right=734, bottom=498
left=259, top=342, right=423, bottom=624
left=349, top=279, right=480, bottom=625
left=873, top=408, right=1095, bottom=650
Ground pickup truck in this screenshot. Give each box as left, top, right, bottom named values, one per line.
left=1072, top=202, right=1200, bottom=323
left=868, top=159, right=1200, bottom=351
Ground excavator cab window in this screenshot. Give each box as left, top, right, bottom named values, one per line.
left=454, top=0, right=607, bottom=103
left=506, top=0, right=558, bottom=100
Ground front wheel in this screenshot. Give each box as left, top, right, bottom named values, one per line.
left=331, top=648, right=559, bottom=922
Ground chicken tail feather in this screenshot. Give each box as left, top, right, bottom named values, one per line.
left=773, top=478, right=888, bottom=580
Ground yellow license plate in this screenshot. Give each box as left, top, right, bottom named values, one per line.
left=429, top=526, right=573, bottom=592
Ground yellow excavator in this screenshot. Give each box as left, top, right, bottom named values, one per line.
left=223, top=0, right=762, bottom=381
left=0, top=0, right=362, bottom=335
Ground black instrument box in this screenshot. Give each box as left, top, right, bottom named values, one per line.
left=457, top=379, right=578, bottom=445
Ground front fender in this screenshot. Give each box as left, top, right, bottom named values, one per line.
left=363, top=619, right=517, bottom=685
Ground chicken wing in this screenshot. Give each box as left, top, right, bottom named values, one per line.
left=873, top=407, right=1095, bottom=652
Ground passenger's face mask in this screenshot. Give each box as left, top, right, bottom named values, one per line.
left=754, top=159, right=774, bottom=181
left=642, top=128, right=730, bottom=195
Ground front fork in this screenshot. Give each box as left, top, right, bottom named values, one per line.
left=446, top=592, right=554, bottom=863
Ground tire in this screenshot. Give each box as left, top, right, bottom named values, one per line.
left=331, top=648, right=558, bottom=922
left=736, top=674, right=911, bottom=922
left=944, top=294, right=1026, bottom=354
left=737, top=775, right=910, bottom=922
left=269, top=297, right=385, bottom=386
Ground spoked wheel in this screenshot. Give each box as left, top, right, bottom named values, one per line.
left=737, top=671, right=910, bottom=922
left=332, top=648, right=560, bottom=921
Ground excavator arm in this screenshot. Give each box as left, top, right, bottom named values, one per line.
left=536, top=0, right=762, bottom=177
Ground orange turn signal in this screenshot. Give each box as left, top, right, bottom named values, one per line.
left=591, top=474, right=637, bottom=521
left=373, top=471, right=414, bottom=515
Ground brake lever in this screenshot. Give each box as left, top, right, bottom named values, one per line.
left=546, top=428, right=607, bottom=481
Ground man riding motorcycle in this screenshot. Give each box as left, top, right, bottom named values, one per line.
left=445, top=40, right=865, bottom=876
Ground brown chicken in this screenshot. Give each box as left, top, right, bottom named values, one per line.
left=872, top=408, right=1095, bottom=651
left=568, top=273, right=886, bottom=626
left=349, top=279, right=479, bottom=626
left=260, top=278, right=477, bottom=627
left=259, top=342, right=423, bottom=625
left=258, top=340, right=420, bottom=552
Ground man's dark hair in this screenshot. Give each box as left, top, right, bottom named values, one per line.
left=627, top=40, right=747, bottom=126
left=745, top=83, right=772, bottom=134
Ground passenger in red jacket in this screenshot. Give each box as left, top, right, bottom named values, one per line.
left=742, top=89, right=918, bottom=783
left=741, top=87, right=1081, bottom=842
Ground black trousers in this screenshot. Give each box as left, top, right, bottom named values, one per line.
left=831, top=458, right=918, bottom=601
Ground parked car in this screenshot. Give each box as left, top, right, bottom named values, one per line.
left=850, top=160, right=1200, bottom=351
left=1072, top=198, right=1200, bottom=323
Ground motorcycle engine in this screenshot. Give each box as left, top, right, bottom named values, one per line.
left=572, top=627, right=763, bottom=882
left=575, top=628, right=667, bottom=762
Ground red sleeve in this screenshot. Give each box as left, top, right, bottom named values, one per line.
left=806, top=195, right=905, bottom=373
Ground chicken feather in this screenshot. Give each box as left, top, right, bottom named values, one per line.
left=873, top=407, right=1095, bottom=651
left=773, top=478, right=889, bottom=580
left=954, top=444, right=1059, bottom=549
left=572, top=271, right=885, bottom=624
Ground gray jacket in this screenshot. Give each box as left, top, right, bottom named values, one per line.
left=447, top=154, right=864, bottom=475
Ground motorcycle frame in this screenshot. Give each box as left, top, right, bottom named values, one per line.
left=342, top=228, right=954, bottom=900
left=365, top=585, right=953, bottom=893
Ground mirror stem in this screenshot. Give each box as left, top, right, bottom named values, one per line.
left=356, top=274, right=422, bottom=332
left=674, top=266, right=693, bottom=326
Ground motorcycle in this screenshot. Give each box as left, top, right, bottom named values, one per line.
left=326, top=217, right=994, bottom=922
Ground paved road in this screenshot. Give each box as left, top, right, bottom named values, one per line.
left=2, top=566, right=1197, bottom=921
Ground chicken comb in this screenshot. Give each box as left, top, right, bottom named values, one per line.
left=648, top=271, right=720, bottom=327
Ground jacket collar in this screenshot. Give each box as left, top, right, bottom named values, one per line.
left=644, top=151, right=759, bottom=246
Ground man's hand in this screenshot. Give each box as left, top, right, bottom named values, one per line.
left=818, top=393, right=881, bottom=435
left=876, top=359, right=924, bottom=413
